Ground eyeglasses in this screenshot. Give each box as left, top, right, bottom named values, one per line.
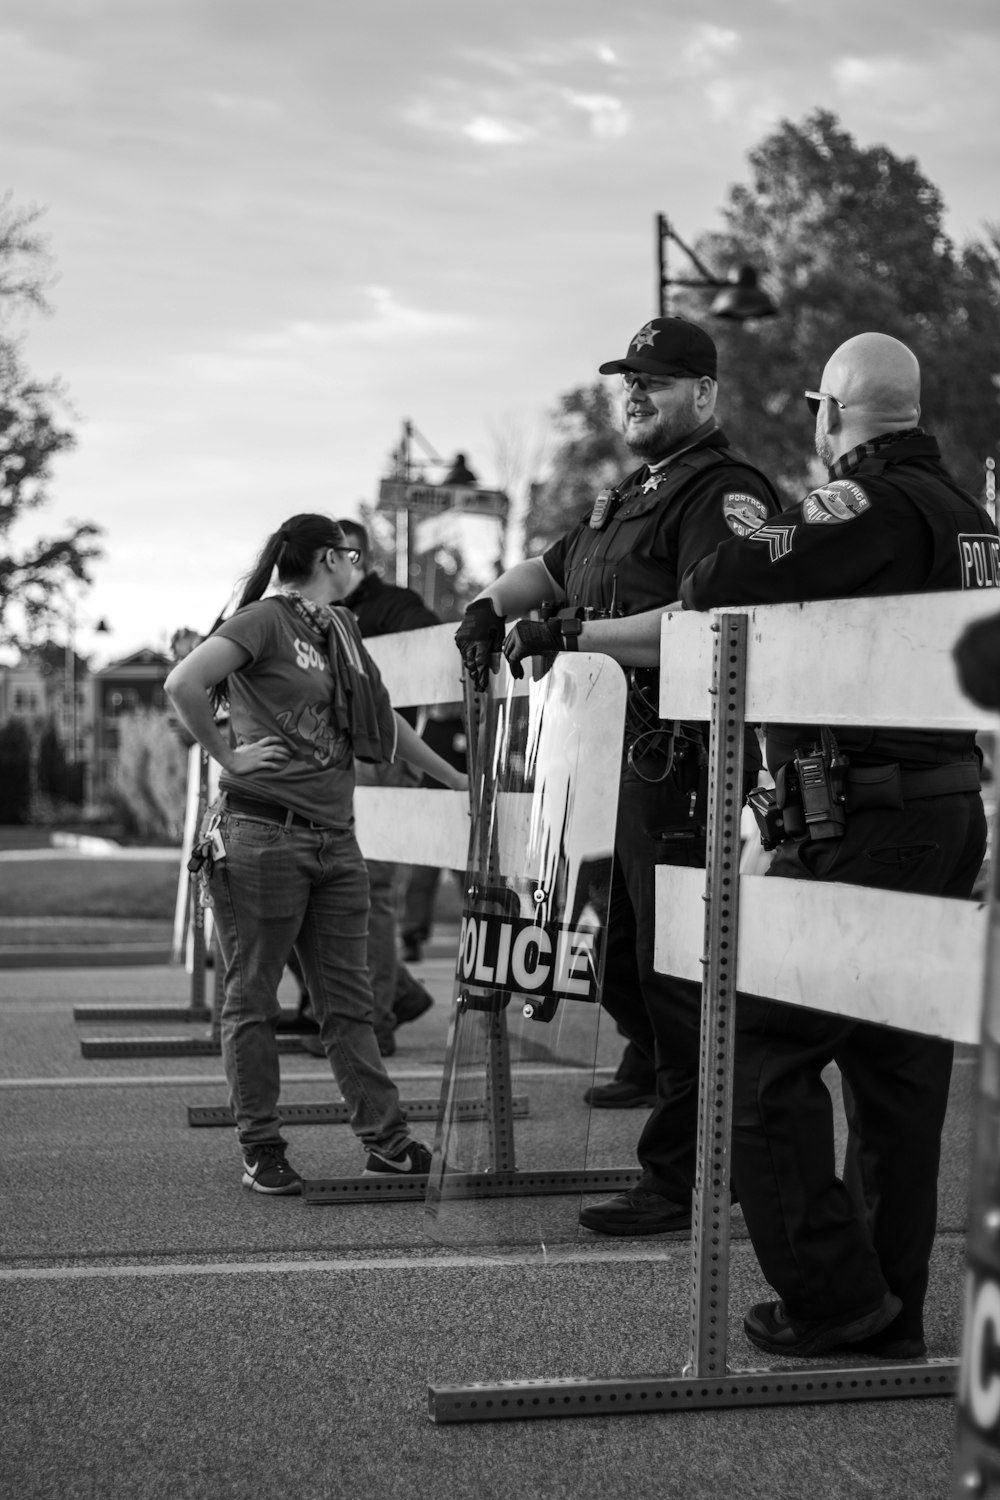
left=804, top=390, right=847, bottom=417
left=332, top=546, right=361, bottom=566
left=620, top=371, right=679, bottom=393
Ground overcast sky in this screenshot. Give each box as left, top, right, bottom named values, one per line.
left=3, top=0, right=998, bottom=660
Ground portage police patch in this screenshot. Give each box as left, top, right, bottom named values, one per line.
left=723, top=492, right=770, bottom=538
left=802, top=479, right=871, bottom=525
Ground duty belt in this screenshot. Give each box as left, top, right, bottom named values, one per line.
left=847, top=760, right=980, bottom=803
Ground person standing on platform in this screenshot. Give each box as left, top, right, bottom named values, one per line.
left=165, top=513, right=467, bottom=1195
left=680, top=332, right=993, bottom=1358
left=455, top=315, right=781, bottom=1235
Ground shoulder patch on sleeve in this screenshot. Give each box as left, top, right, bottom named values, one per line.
left=802, top=479, right=871, bottom=525
left=723, top=491, right=770, bottom=538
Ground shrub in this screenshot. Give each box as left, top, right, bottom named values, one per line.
left=0, top=718, right=33, bottom=823
left=109, top=708, right=187, bottom=843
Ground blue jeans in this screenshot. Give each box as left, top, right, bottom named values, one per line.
left=365, top=858, right=401, bottom=1036
left=207, top=806, right=410, bottom=1156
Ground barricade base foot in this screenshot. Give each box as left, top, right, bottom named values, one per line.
left=188, top=1097, right=531, bottom=1128
left=428, top=1357, right=959, bottom=1423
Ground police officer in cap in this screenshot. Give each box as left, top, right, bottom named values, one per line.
left=455, top=314, right=781, bottom=1235
left=680, top=331, right=993, bottom=1358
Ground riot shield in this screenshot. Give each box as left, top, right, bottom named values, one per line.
left=425, top=651, right=629, bottom=1248
left=954, top=811, right=1000, bottom=1493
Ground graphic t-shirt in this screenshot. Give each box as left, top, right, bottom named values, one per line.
left=213, top=596, right=356, bottom=827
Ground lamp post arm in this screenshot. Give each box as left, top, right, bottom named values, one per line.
left=657, top=213, right=724, bottom=290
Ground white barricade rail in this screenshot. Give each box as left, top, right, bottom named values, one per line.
left=428, top=591, right=999, bottom=1427
left=356, top=622, right=470, bottom=869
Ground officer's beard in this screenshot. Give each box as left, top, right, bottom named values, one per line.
left=622, top=392, right=702, bottom=462
left=814, top=427, right=836, bottom=471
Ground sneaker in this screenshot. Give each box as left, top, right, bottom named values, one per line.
left=744, top=1291, right=902, bottom=1358
left=241, top=1142, right=303, bottom=1196
left=837, top=1324, right=927, bottom=1360
left=579, top=1187, right=691, bottom=1236
left=363, top=1139, right=433, bottom=1176
left=393, top=976, right=435, bottom=1028
left=583, top=1079, right=657, bottom=1109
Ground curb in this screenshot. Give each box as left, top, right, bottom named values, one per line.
left=0, top=946, right=174, bottom=970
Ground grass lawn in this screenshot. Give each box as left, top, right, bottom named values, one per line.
left=0, top=857, right=181, bottom=919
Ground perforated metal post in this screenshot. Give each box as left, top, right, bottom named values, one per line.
left=187, top=748, right=210, bottom=1020
left=485, top=1006, right=517, bottom=1171
left=687, top=611, right=747, bottom=1376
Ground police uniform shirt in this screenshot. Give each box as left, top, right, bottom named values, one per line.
left=542, top=426, right=780, bottom=618
left=678, top=429, right=1000, bottom=769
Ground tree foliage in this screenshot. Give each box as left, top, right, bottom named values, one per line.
left=522, top=383, right=630, bottom=556
left=693, top=110, right=1000, bottom=498
left=0, top=195, right=102, bottom=648
left=109, top=708, right=187, bottom=843
left=523, top=111, right=1000, bottom=547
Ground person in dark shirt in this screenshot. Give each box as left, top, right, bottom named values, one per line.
left=680, top=332, right=993, bottom=1359
left=455, top=314, right=781, bottom=1236
left=336, top=519, right=445, bottom=1051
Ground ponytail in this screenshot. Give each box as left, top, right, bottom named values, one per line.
left=205, top=513, right=346, bottom=713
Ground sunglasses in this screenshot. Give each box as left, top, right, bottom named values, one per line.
left=620, top=371, right=682, bottom=393
left=332, top=546, right=361, bottom=566
left=804, top=390, right=847, bottom=417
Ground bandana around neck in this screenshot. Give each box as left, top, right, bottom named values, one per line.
left=274, top=588, right=397, bottom=765
left=277, top=586, right=332, bottom=635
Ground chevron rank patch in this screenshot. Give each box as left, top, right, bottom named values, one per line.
left=802, top=479, right=871, bottom=524
left=723, top=491, right=770, bottom=538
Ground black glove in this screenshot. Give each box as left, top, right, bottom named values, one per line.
left=502, top=618, right=563, bottom=679
left=455, top=599, right=506, bottom=692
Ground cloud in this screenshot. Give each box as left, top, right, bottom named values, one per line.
left=178, top=286, right=474, bottom=385
left=832, top=55, right=910, bottom=90
left=683, top=24, right=740, bottom=71
left=563, top=91, right=630, bottom=139
left=462, top=115, right=534, bottom=145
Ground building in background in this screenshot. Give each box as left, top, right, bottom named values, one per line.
left=91, top=649, right=172, bottom=802
left=0, top=646, right=172, bottom=812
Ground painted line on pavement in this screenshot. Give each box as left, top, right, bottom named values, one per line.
left=0, top=1245, right=676, bottom=1283
left=0, top=1064, right=599, bottom=1090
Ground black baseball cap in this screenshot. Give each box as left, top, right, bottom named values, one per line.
left=599, top=316, right=717, bottom=380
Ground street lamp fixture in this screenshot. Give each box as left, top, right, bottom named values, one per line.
left=656, top=212, right=777, bottom=322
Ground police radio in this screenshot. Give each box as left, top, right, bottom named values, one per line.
left=748, top=729, right=848, bottom=849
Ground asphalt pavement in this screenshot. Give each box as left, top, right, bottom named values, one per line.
left=0, top=923, right=973, bottom=1500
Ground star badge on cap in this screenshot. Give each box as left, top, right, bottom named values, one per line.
left=633, top=323, right=656, bottom=350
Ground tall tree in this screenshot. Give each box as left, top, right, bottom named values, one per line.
left=522, top=383, right=629, bottom=556
left=0, top=195, right=101, bottom=648
left=522, top=111, right=1000, bottom=548
left=690, top=110, right=1000, bottom=498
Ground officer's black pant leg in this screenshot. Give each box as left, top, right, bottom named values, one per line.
left=838, top=1027, right=953, bottom=1341
left=606, top=775, right=708, bottom=1199
left=731, top=998, right=889, bottom=1322
left=599, top=848, right=656, bottom=1065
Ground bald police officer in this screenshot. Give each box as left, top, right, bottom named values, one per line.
left=455, top=315, right=781, bottom=1236
left=680, top=332, right=994, bottom=1358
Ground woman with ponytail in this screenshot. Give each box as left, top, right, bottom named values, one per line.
left=165, top=514, right=466, bottom=1194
